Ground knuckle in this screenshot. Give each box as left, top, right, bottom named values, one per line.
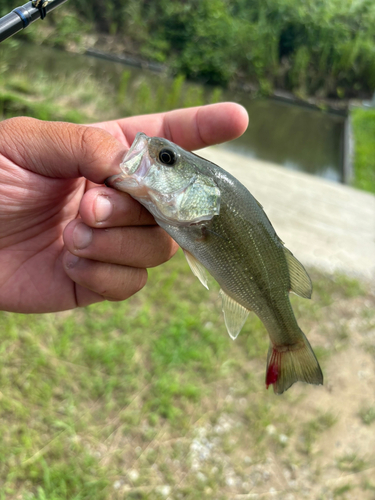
left=99, top=267, right=148, bottom=301
left=146, top=227, right=176, bottom=265
left=78, top=125, right=117, bottom=170
left=125, top=267, right=148, bottom=296
left=118, top=267, right=147, bottom=297
left=135, top=268, right=148, bottom=292
left=77, top=126, right=100, bottom=163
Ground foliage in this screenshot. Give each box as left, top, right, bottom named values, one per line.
left=76, top=0, right=375, bottom=95
left=2, top=0, right=375, bottom=96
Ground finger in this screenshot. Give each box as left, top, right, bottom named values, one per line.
left=0, top=117, right=126, bottom=184
left=74, top=286, right=106, bottom=308
left=63, top=219, right=178, bottom=268
left=63, top=251, right=148, bottom=301
left=78, top=187, right=156, bottom=228
left=95, top=102, right=249, bottom=151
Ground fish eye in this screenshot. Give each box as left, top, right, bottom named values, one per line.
left=159, top=148, right=177, bottom=166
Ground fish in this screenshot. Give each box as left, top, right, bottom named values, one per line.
left=105, top=132, right=323, bottom=394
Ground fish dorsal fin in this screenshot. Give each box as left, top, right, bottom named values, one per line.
left=219, top=290, right=250, bottom=340
left=255, top=197, right=263, bottom=209
left=183, top=249, right=209, bottom=290
left=283, top=247, right=312, bottom=299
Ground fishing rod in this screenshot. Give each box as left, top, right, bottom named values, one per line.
left=0, top=0, right=69, bottom=43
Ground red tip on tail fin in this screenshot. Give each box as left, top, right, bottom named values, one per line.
left=266, top=331, right=323, bottom=394
left=266, top=351, right=280, bottom=389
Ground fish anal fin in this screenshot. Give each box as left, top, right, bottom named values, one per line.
left=266, top=331, right=323, bottom=394
left=219, top=290, right=250, bottom=340
left=283, top=247, right=312, bottom=299
left=183, top=249, right=209, bottom=290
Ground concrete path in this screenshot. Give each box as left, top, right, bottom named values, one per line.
left=199, top=146, right=375, bottom=284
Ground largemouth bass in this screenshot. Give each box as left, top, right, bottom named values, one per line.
left=105, top=133, right=323, bottom=394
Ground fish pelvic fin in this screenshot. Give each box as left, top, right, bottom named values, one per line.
left=265, top=330, right=323, bottom=395
left=183, top=249, right=209, bottom=290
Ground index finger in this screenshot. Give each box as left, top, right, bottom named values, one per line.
left=94, top=102, right=249, bottom=151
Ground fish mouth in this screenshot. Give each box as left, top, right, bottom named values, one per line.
left=120, top=132, right=150, bottom=176
left=105, top=132, right=152, bottom=192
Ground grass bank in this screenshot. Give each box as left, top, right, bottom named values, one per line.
left=351, top=107, right=375, bottom=194
left=0, top=40, right=222, bottom=124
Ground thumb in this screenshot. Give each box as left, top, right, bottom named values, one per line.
left=0, top=117, right=125, bottom=184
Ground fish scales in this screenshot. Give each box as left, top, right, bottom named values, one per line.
left=161, top=182, right=293, bottom=336
left=105, top=133, right=323, bottom=394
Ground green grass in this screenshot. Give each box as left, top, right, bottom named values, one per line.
left=0, top=251, right=373, bottom=499
left=0, top=67, right=220, bottom=124
left=336, top=453, right=368, bottom=473
left=333, top=483, right=353, bottom=498
left=351, top=107, right=375, bottom=194
left=359, top=406, right=375, bottom=426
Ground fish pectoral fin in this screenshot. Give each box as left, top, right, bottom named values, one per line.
left=219, top=290, right=250, bottom=340
left=183, top=249, right=209, bottom=290
left=283, top=247, right=312, bottom=299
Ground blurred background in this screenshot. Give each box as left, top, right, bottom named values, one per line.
left=0, top=1, right=374, bottom=499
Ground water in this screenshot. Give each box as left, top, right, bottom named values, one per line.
left=225, top=98, right=345, bottom=182
left=1, top=43, right=345, bottom=182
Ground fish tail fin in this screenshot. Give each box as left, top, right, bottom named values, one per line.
left=265, top=330, right=323, bottom=395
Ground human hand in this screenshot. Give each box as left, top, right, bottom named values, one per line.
left=0, top=103, right=248, bottom=313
